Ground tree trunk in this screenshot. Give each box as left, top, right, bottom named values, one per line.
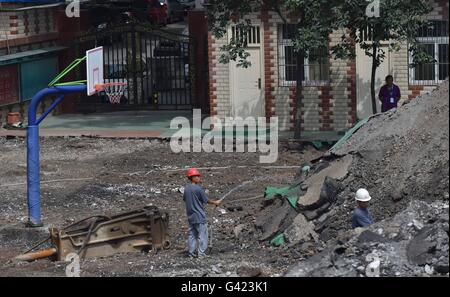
left=294, top=50, right=305, bottom=139
left=370, top=43, right=378, bottom=114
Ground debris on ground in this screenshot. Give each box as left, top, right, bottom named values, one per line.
left=284, top=214, right=318, bottom=246
left=285, top=200, right=449, bottom=277
left=236, top=265, right=263, bottom=277
left=0, top=80, right=447, bottom=277
left=0, top=136, right=320, bottom=276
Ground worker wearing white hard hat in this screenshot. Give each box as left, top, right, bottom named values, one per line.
left=352, top=188, right=374, bottom=228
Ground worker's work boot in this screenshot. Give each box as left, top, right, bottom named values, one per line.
left=186, top=252, right=196, bottom=259
left=25, top=219, right=43, bottom=228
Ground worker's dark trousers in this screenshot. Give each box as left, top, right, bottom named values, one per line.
left=188, top=223, right=208, bottom=257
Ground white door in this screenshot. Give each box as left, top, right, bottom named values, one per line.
left=356, top=44, right=390, bottom=119
left=230, top=48, right=264, bottom=118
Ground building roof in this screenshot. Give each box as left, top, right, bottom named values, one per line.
left=0, top=45, right=67, bottom=66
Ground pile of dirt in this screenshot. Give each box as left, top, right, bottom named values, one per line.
left=322, top=80, right=449, bottom=240
left=256, top=80, right=449, bottom=276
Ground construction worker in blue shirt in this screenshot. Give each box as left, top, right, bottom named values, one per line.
left=352, top=188, right=374, bottom=228
left=184, top=168, right=221, bottom=258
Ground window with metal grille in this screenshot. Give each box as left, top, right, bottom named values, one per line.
left=231, top=26, right=261, bottom=46
left=409, top=20, right=449, bottom=85
left=359, top=26, right=374, bottom=41
left=278, top=24, right=330, bottom=86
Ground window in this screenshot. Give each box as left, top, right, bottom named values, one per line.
left=410, top=20, right=449, bottom=85
left=278, top=24, right=329, bottom=86
left=231, top=26, right=261, bottom=46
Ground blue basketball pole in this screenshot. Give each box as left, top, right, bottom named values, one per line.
left=27, top=85, right=87, bottom=227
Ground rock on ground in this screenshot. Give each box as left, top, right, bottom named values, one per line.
left=284, top=213, right=318, bottom=245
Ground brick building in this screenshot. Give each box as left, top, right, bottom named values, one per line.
left=0, top=1, right=87, bottom=124
left=206, top=0, right=449, bottom=132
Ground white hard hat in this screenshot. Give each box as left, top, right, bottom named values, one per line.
left=355, top=188, right=371, bottom=202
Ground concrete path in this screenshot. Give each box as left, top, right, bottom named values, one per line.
left=0, top=110, right=343, bottom=142
left=0, top=110, right=199, bottom=138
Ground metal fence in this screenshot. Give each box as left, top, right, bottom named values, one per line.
left=75, top=22, right=194, bottom=109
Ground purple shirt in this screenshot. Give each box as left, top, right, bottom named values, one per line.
left=379, top=84, right=401, bottom=112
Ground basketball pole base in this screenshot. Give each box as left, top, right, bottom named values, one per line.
left=27, top=125, right=41, bottom=227
left=26, top=85, right=87, bottom=227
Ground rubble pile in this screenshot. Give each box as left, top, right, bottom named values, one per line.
left=322, top=80, right=449, bottom=240
left=256, top=80, right=449, bottom=276
left=285, top=200, right=449, bottom=277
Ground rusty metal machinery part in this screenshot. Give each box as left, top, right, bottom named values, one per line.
left=52, top=205, right=170, bottom=260
left=16, top=206, right=170, bottom=261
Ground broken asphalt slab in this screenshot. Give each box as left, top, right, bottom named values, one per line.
left=297, top=154, right=352, bottom=209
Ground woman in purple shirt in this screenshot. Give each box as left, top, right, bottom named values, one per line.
left=378, top=75, right=401, bottom=112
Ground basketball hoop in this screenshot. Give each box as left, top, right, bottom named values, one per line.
left=95, top=82, right=127, bottom=104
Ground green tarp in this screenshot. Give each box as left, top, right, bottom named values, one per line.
left=330, top=117, right=371, bottom=151
left=265, top=182, right=302, bottom=209
left=269, top=233, right=285, bottom=246
left=264, top=165, right=314, bottom=209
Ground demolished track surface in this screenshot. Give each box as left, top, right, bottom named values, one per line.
left=0, top=137, right=321, bottom=276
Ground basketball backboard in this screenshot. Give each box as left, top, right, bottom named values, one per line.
left=86, top=47, right=104, bottom=96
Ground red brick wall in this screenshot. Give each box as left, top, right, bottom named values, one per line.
left=207, top=32, right=217, bottom=116
left=188, top=10, right=209, bottom=112
left=319, top=85, right=333, bottom=131
left=408, top=85, right=425, bottom=100
left=261, top=9, right=276, bottom=119
left=347, top=60, right=357, bottom=126
left=289, top=86, right=300, bottom=131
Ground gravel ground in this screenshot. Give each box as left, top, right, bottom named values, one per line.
left=0, top=137, right=322, bottom=276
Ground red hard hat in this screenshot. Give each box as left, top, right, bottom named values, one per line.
left=187, top=168, right=201, bottom=177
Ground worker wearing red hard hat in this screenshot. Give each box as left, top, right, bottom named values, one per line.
left=187, top=168, right=201, bottom=178
left=183, top=168, right=221, bottom=258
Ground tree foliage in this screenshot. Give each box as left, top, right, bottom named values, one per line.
left=333, top=0, right=433, bottom=66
